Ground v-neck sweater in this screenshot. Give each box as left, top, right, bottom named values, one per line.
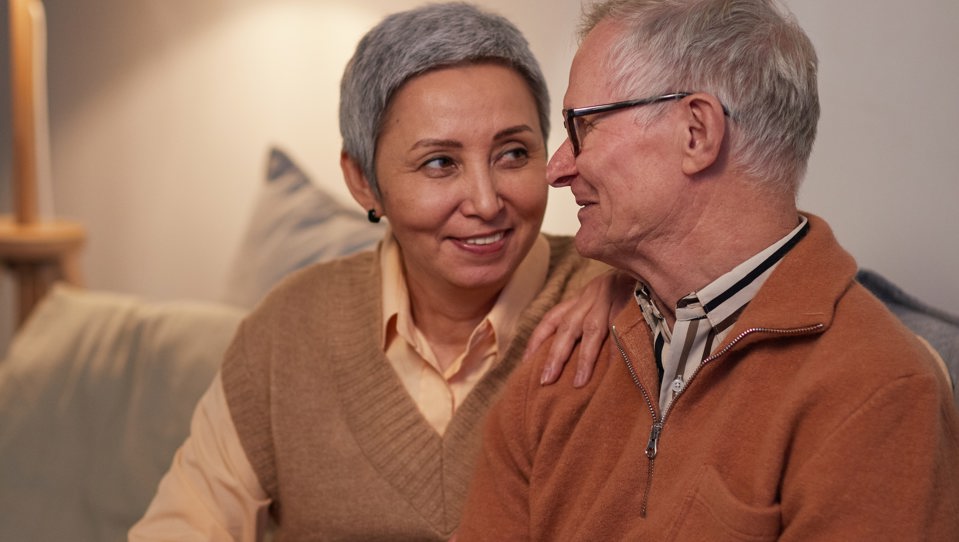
left=221, top=234, right=597, bottom=541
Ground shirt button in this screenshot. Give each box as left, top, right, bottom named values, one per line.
left=670, top=378, right=685, bottom=393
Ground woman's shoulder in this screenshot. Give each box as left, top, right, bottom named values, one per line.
left=543, top=234, right=610, bottom=292
left=223, top=248, right=381, bottom=374
left=543, top=233, right=574, bottom=258
left=252, top=249, right=380, bottom=319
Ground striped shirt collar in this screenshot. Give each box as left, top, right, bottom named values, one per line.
left=695, top=214, right=810, bottom=329
left=637, top=215, right=810, bottom=335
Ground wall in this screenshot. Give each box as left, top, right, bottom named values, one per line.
left=1, top=0, right=957, bottom=352
left=791, top=0, right=959, bottom=315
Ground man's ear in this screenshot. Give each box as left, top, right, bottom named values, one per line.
left=340, top=152, right=381, bottom=214
left=679, top=93, right=727, bottom=176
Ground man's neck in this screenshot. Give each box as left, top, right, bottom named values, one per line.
left=630, top=206, right=801, bottom=328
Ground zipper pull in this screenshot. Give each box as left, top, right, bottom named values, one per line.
left=646, top=423, right=662, bottom=459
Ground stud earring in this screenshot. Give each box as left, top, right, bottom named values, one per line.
left=367, top=209, right=381, bottom=223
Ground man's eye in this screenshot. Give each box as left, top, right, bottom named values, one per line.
left=576, top=117, right=596, bottom=134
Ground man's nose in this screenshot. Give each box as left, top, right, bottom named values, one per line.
left=547, top=138, right=576, bottom=187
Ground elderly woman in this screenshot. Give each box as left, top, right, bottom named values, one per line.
left=130, top=3, right=611, bottom=541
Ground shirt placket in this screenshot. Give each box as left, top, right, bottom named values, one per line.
left=660, top=300, right=709, bottom=409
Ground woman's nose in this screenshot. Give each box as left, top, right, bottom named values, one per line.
left=462, top=169, right=503, bottom=220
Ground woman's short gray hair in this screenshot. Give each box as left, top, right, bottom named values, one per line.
left=581, top=0, right=819, bottom=194
left=339, top=2, right=550, bottom=197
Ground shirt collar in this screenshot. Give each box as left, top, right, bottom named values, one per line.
left=380, top=230, right=550, bottom=359
left=636, top=215, right=809, bottom=332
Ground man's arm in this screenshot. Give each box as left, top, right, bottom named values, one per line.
left=780, top=372, right=959, bottom=540
left=458, top=361, right=538, bottom=541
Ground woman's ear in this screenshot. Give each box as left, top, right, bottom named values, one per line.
left=679, top=93, right=727, bottom=176
left=341, top=152, right=380, bottom=214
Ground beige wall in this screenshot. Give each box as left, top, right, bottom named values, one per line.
left=2, top=0, right=958, bottom=352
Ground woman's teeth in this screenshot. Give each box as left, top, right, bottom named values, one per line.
left=464, top=232, right=505, bottom=246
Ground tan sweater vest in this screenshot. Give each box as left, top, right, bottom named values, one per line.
left=221, top=235, right=597, bottom=541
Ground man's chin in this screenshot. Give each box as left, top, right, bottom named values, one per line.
left=573, top=230, right=603, bottom=260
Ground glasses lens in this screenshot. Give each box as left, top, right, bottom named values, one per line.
left=563, top=114, right=578, bottom=155
left=573, top=116, right=589, bottom=153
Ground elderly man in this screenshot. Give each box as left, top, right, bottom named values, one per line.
left=457, top=0, right=959, bottom=540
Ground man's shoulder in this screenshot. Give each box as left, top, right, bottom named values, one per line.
left=784, top=280, right=950, bottom=412
left=830, top=281, right=937, bottom=371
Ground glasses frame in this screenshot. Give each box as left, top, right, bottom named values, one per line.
left=562, top=92, right=730, bottom=156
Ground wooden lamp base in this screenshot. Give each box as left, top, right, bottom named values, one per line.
left=0, top=216, right=86, bottom=324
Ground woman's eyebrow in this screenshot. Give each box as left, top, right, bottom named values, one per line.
left=408, top=124, right=534, bottom=152
left=409, top=138, right=462, bottom=151
left=494, top=125, right=534, bottom=140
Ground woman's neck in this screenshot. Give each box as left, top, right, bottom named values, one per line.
left=405, top=278, right=501, bottom=373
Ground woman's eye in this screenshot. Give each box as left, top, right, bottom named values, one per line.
left=498, top=147, right=530, bottom=168
left=421, top=156, right=456, bottom=176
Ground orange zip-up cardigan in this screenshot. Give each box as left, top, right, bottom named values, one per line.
left=459, top=214, right=959, bottom=541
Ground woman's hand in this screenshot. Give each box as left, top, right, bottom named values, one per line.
left=527, top=270, right=633, bottom=387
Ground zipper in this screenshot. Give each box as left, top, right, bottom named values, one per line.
left=611, top=322, right=824, bottom=517
left=611, top=327, right=659, bottom=518
left=661, top=323, right=824, bottom=421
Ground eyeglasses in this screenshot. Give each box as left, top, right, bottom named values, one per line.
left=562, top=92, right=729, bottom=156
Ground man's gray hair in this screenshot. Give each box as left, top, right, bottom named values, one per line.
left=581, top=0, right=819, bottom=193
left=339, top=2, right=550, bottom=197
